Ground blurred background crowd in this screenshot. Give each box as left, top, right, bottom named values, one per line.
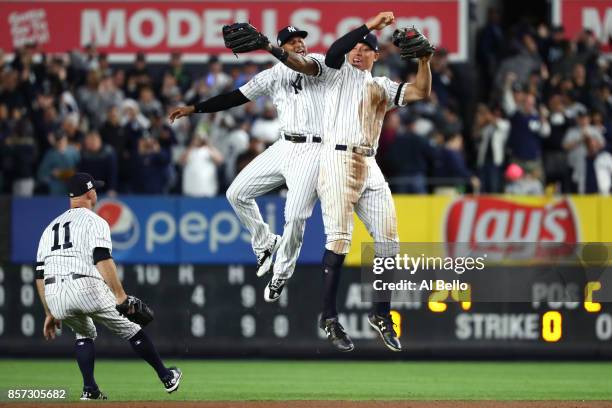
left=0, top=9, right=611, bottom=197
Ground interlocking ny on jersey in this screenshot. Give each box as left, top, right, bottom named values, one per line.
left=239, top=53, right=326, bottom=135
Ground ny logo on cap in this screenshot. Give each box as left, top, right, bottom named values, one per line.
left=288, top=26, right=297, bottom=32
left=86, top=181, right=93, bottom=189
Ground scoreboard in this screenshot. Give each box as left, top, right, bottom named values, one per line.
left=1, top=262, right=611, bottom=358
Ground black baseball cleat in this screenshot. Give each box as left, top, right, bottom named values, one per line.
left=264, top=276, right=286, bottom=302
left=80, top=387, right=108, bottom=400
left=320, top=317, right=355, bottom=352
left=256, top=235, right=281, bottom=277
left=163, top=367, right=183, bottom=393
left=368, top=313, right=401, bottom=352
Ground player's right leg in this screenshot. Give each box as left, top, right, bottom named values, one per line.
left=264, top=143, right=321, bottom=302
left=61, top=315, right=107, bottom=400
left=315, top=147, right=367, bottom=352
left=226, top=141, right=286, bottom=276
left=46, top=280, right=108, bottom=400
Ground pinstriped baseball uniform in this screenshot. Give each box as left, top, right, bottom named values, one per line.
left=226, top=53, right=326, bottom=279
left=318, top=59, right=407, bottom=256
left=36, top=207, right=140, bottom=340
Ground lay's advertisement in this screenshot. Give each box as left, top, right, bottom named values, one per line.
left=11, top=195, right=612, bottom=265
left=345, top=195, right=612, bottom=265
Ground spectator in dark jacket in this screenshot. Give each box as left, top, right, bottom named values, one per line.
left=131, top=137, right=170, bottom=194
left=541, top=25, right=566, bottom=69
left=387, top=116, right=437, bottom=194
left=58, top=113, right=84, bottom=148
left=2, top=116, right=37, bottom=196
left=121, top=99, right=148, bottom=154
left=100, top=106, right=124, bottom=155
left=166, top=52, right=191, bottom=93
left=0, top=70, right=28, bottom=111
left=149, top=111, right=177, bottom=154
left=434, top=132, right=480, bottom=193
left=100, top=105, right=129, bottom=191
left=502, top=72, right=551, bottom=180
left=476, top=8, right=504, bottom=95
left=542, top=94, right=573, bottom=191
left=37, top=134, right=79, bottom=195
left=78, top=130, right=118, bottom=195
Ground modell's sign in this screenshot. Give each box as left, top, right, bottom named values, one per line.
left=0, top=1, right=468, bottom=60
left=445, top=197, right=579, bottom=244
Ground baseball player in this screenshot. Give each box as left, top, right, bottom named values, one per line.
left=309, top=13, right=433, bottom=352
left=35, top=173, right=182, bottom=400
left=169, top=26, right=327, bottom=301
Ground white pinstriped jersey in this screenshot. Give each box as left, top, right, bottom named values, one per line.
left=239, top=53, right=326, bottom=137
left=320, top=58, right=407, bottom=149
left=36, top=207, right=112, bottom=279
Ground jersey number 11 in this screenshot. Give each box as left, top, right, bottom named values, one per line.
left=51, top=222, right=73, bottom=251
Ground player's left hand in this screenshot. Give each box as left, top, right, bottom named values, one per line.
left=392, top=26, right=435, bottom=60
left=43, top=314, right=61, bottom=340
left=116, top=295, right=154, bottom=327
left=223, top=23, right=270, bottom=54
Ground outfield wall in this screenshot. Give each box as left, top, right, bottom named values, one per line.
left=3, top=194, right=612, bottom=358
left=9, top=195, right=612, bottom=265
left=1, top=262, right=612, bottom=358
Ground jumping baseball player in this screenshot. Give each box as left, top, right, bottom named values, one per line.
left=169, top=26, right=328, bottom=301
left=311, top=13, right=433, bottom=352
left=35, top=173, right=182, bottom=400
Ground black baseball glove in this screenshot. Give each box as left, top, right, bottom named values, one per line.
left=116, top=295, right=154, bottom=326
left=392, top=26, right=435, bottom=59
left=223, top=23, right=270, bottom=54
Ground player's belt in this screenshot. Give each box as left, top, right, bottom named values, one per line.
left=44, top=274, right=88, bottom=285
left=335, top=144, right=375, bottom=157
left=282, top=133, right=322, bottom=143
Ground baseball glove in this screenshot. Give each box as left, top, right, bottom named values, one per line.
left=392, top=27, right=435, bottom=59
left=116, top=295, right=154, bottom=326
left=223, top=23, right=270, bottom=54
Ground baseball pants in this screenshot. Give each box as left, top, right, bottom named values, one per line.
left=318, top=145, right=399, bottom=256
left=226, top=139, right=321, bottom=279
left=45, top=275, right=141, bottom=340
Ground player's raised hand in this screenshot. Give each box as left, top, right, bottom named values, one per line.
left=366, top=12, right=395, bottom=31
left=43, top=314, right=61, bottom=340
left=168, top=105, right=195, bottom=124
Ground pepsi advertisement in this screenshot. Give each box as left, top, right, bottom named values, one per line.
left=11, top=196, right=326, bottom=264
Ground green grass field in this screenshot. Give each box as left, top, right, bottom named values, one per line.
left=1, top=360, right=611, bottom=401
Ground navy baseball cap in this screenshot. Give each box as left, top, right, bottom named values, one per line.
left=67, top=173, right=104, bottom=197
left=277, top=26, right=308, bottom=46
left=358, top=33, right=379, bottom=51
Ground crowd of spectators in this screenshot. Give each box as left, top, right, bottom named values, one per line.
left=0, top=12, right=611, bottom=197
left=378, top=10, right=611, bottom=195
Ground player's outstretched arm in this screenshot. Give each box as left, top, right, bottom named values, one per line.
left=96, top=256, right=128, bottom=304
left=264, top=43, right=319, bottom=76
left=222, top=22, right=319, bottom=76
left=403, top=55, right=432, bottom=103
left=168, top=89, right=250, bottom=124
left=325, top=12, right=394, bottom=69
